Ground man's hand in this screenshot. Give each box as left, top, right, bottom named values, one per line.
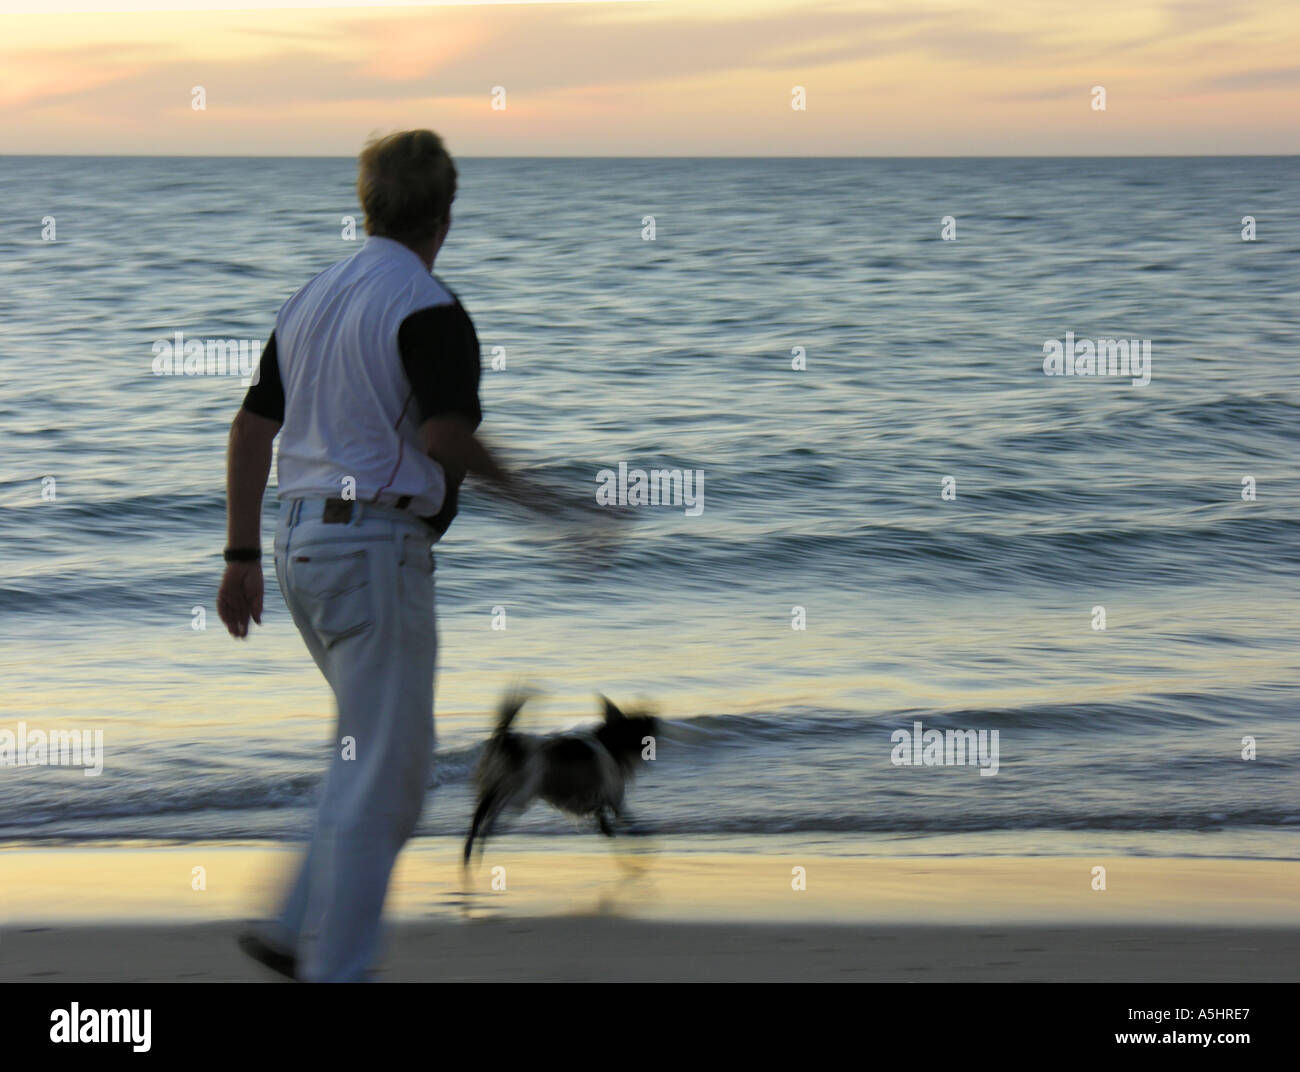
left=218, top=561, right=264, bottom=638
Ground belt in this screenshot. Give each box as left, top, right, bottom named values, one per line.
left=295, top=496, right=440, bottom=534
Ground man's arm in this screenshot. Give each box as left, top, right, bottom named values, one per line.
left=420, top=413, right=506, bottom=486
left=419, top=413, right=621, bottom=527
left=403, top=303, right=627, bottom=534
left=420, top=413, right=547, bottom=512
left=225, top=407, right=281, bottom=547
left=218, top=407, right=280, bottom=638
left=220, top=334, right=284, bottom=638
left=403, top=306, right=555, bottom=514
left=215, top=413, right=279, bottom=639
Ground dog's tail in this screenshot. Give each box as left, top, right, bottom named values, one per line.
left=493, top=688, right=534, bottom=735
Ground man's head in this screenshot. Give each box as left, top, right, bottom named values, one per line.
left=356, top=129, right=457, bottom=267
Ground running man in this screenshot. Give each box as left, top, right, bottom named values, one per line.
left=217, top=129, right=599, bottom=981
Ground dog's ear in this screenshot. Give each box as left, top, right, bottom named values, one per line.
left=599, top=694, right=625, bottom=722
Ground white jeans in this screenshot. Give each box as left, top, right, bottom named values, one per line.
left=266, top=497, right=437, bottom=982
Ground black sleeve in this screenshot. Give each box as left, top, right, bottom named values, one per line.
left=241, top=332, right=285, bottom=422
left=397, top=303, right=483, bottom=429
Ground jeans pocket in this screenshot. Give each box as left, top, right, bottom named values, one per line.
left=289, top=547, right=374, bottom=649
left=399, top=533, right=435, bottom=576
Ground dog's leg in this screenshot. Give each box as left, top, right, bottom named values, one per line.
left=604, top=803, right=657, bottom=879
left=596, top=805, right=617, bottom=838
left=614, top=805, right=653, bottom=838
left=464, top=791, right=499, bottom=866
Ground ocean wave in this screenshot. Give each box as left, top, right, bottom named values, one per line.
left=3, top=698, right=1290, bottom=834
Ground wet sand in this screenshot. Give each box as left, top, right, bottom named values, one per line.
left=2, top=842, right=1296, bottom=981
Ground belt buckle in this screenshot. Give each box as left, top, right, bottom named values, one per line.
left=322, top=498, right=354, bottom=524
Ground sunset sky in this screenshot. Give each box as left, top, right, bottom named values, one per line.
left=1, top=0, right=1297, bottom=155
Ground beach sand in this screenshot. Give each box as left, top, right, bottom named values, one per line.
left=6, top=918, right=1298, bottom=983
left=2, top=841, right=1296, bottom=981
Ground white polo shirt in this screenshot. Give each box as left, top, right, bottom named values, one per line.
left=242, top=235, right=484, bottom=527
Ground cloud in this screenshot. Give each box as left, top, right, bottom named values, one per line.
left=1201, top=65, right=1300, bottom=92
left=2, top=0, right=1297, bottom=153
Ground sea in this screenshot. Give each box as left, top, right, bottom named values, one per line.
left=0, top=156, right=1297, bottom=860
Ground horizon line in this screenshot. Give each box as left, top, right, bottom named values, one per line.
left=4, top=152, right=1298, bottom=160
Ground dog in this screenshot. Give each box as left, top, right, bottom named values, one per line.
left=463, top=690, right=657, bottom=865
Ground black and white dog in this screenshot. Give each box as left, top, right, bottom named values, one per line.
left=463, top=691, right=657, bottom=865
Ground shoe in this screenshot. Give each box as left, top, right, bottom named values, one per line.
left=237, top=929, right=298, bottom=981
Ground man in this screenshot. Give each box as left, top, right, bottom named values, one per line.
left=218, top=129, right=580, bottom=982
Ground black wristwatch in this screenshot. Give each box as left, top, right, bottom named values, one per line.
left=223, top=547, right=262, bottom=563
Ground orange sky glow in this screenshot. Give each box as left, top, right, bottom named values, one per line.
left=1, top=0, right=1297, bottom=155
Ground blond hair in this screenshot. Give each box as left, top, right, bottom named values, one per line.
left=356, top=129, right=457, bottom=244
